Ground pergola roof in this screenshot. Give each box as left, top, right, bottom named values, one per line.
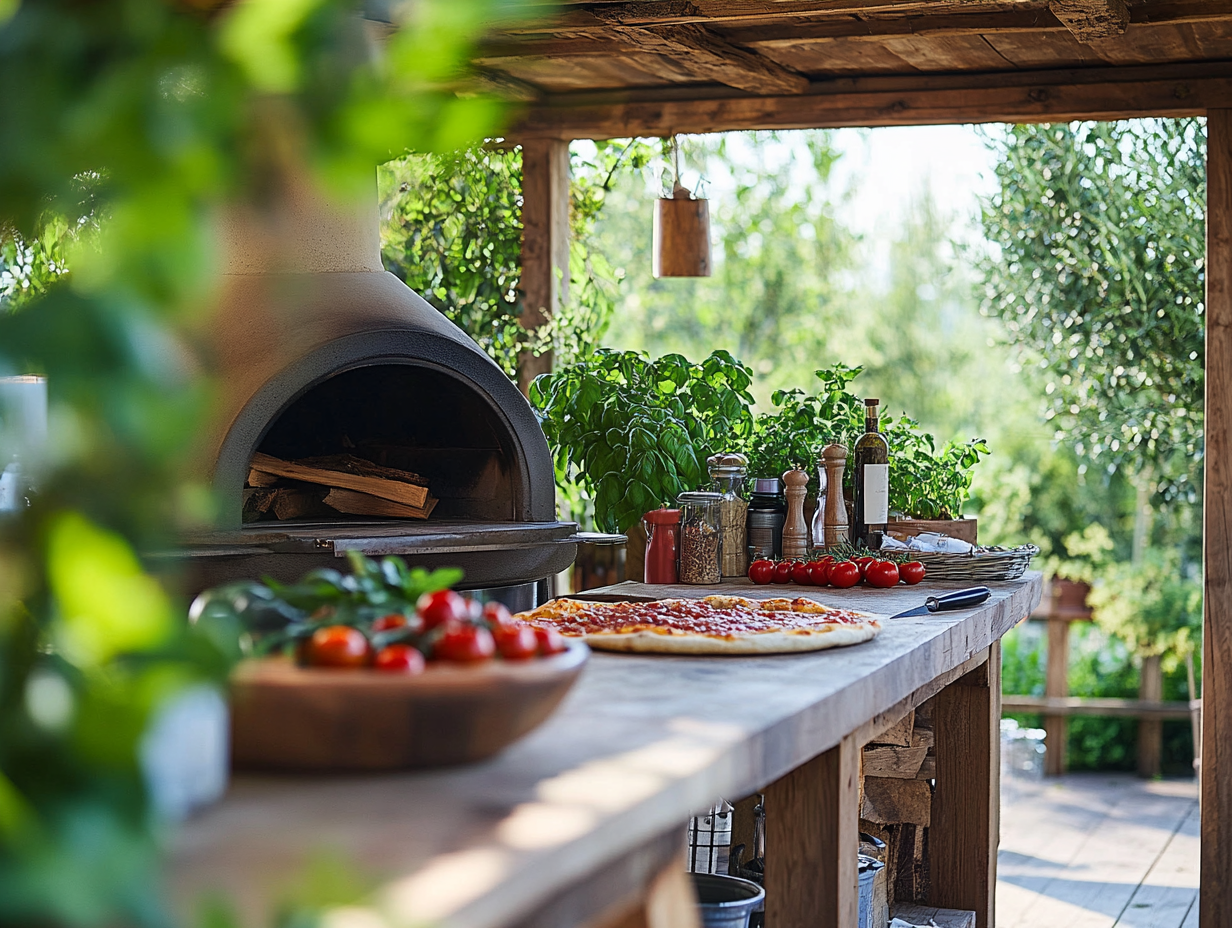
left=474, top=1, right=1232, bottom=138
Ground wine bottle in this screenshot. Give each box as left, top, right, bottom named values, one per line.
left=852, top=398, right=889, bottom=548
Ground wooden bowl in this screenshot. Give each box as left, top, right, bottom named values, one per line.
left=229, top=641, right=589, bottom=771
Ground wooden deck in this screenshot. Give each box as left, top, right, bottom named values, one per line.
left=998, top=774, right=1199, bottom=928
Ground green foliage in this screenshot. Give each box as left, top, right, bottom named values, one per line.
left=1088, top=548, right=1203, bottom=663
left=530, top=349, right=755, bottom=532
left=979, top=120, right=1206, bottom=503
left=380, top=138, right=654, bottom=378
left=742, top=365, right=989, bottom=519
left=0, top=0, right=530, bottom=924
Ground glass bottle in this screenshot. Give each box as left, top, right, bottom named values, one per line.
left=643, top=508, right=682, bottom=584
left=708, top=453, right=748, bottom=578
left=746, top=478, right=786, bottom=559
left=677, top=491, right=723, bottom=584
left=852, top=398, right=890, bottom=548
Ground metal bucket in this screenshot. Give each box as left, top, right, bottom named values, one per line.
left=858, top=855, right=886, bottom=928
left=691, top=873, right=765, bottom=928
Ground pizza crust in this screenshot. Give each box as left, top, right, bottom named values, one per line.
left=582, top=622, right=880, bottom=655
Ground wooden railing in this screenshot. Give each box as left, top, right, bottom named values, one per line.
left=1000, top=578, right=1199, bottom=777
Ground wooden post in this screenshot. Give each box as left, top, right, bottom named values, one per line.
left=1138, top=654, right=1163, bottom=778
left=1043, top=616, right=1069, bottom=776
left=1203, top=107, right=1232, bottom=928
left=764, top=735, right=859, bottom=928
left=518, top=138, right=570, bottom=396
left=930, top=643, right=1000, bottom=928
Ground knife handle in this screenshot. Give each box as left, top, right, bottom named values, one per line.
left=926, top=587, right=992, bottom=613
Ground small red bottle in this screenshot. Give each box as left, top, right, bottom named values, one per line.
left=643, top=508, right=682, bottom=584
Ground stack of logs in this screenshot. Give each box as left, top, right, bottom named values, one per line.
left=859, top=700, right=936, bottom=903
left=243, top=452, right=438, bottom=523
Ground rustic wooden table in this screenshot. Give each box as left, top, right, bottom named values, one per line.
left=170, top=574, right=1042, bottom=928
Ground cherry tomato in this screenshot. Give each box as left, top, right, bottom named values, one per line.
left=772, top=561, right=794, bottom=583
left=307, top=625, right=371, bottom=668
left=866, top=560, right=901, bottom=589
left=417, top=590, right=469, bottom=630
left=494, top=624, right=539, bottom=660
left=748, top=559, right=776, bottom=584
left=899, top=561, right=926, bottom=585
left=373, top=643, right=426, bottom=674
left=791, top=561, right=814, bottom=585
left=829, top=561, right=861, bottom=589
left=372, top=614, right=408, bottom=632
left=482, top=601, right=514, bottom=628
left=534, top=626, right=568, bottom=655
left=433, top=623, right=496, bottom=662
left=807, top=561, right=830, bottom=585
left=853, top=556, right=876, bottom=581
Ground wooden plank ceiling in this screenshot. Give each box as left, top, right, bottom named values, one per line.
left=470, top=0, right=1232, bottom=138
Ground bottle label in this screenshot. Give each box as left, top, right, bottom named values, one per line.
left=863, top=464, right=889, bottom=524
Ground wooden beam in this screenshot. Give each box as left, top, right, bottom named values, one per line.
left=590, top=19, right=809, bottom=95
left=1048, top=0, right=1129, bottom=43
left=764, top=735, right=859, bottom=928
left=1043, top=616, right=1069, bottom=775
left=517, top=138, right=569, bottom=395
left=1001, top=694, right=1195, bottom=719
left=491, top=0, right=1225, bottom=39
left=510, top=63, right=1231, bottom=139
left=1203, top=106, right=1232, bottom=928
left=930, top=646, right=999, bottom=928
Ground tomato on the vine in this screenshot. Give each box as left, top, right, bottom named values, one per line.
left=791, top=561, right=814, bottom=585
left=433, top=623, right=496, bottom=662
left=853, top=556, right=876, bottom=581
left=807, top=560, right=831, bottom=586
left=829, top=561, right=861, bottom=588
left=865, top=560, right=900, bottom=589
left=373, top=643, right=426, bottom=674
left=899, top=561, right=926, bottom=585
left=533, top=626, right=568, bottom=655
left=772, top=561, right=794, bottom=583
left=307, top=625, right=371, bottom=668
left=482, top=601, right=514, bottom=628
left=493, top=624, right=539, bottom=660
left=418, top=589, right=469, bottom=630
left=748, top=559, right=776, bottom=584
left=372, top=614, right=408, bottom=633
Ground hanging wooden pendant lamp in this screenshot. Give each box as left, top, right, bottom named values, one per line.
left=653, top=135, right=711, bottom=278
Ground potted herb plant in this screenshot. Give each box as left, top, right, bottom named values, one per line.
left=530, top=349, right=755, bottom=579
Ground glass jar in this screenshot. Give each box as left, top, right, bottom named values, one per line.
left=747, top=477, right=786, bottom=559
left=677, top=491, right=723, bottom=585
left=707, top=453, right=748, bottom=578
left=643, top=508, right=682, bottom=584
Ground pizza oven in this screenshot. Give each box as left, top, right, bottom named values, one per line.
left=174, top=180, right=576, bottom=608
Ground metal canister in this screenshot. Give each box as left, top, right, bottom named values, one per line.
left=746, top=478, right=786, bottom=560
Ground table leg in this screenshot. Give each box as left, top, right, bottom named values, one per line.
left=930, top=642, right=1001, bottom=928
left=764, top=734, right=859, bottom=928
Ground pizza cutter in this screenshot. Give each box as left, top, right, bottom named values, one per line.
left=889, top=586, right=992, bottom=619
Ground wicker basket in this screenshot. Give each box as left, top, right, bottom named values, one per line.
left=910, top=544, right=1039, bottom=582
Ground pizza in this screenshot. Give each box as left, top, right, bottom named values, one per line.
left=514, top=594, right=882, bottom=655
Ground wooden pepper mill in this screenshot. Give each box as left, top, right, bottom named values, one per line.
left=821, top=443, right=850, bottom=548
left=781, top=467, right=810, bottom=559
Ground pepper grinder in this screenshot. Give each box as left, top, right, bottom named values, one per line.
left=822, top=443, right=850, bottom=548
left=781, top=467, right=810, bottom=559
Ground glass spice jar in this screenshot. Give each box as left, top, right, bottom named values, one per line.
left=643, top=508, right=682, bottom=584
left=677, top=491, right=723, bottom=585
left=707, top=453, right=749, bottom=578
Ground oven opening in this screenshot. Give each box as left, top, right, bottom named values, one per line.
left=244, top=364, right=517, bottom=524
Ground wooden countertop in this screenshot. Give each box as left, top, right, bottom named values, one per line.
left=169, top=574, right=1043, bottom=928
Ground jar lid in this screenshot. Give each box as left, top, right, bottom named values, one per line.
left=643, top=508, right=681, bottom=525
left=677, top=490, right=723, bottom=504
left=752, top=477, right=782, bottom=495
